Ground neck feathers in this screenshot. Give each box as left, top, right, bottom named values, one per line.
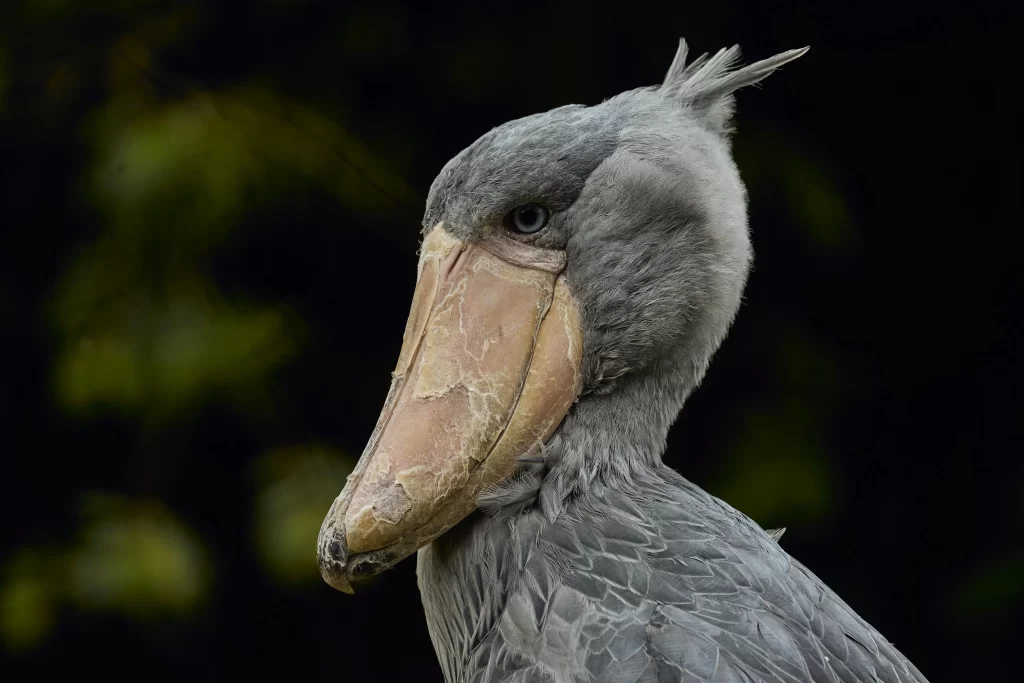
left=478, top=341, right=709, bottom=526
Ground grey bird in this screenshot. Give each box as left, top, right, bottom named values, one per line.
left=318, top=39, right=930, bottom=683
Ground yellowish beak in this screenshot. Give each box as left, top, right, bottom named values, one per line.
left=318, top=223, right=583, bottom=592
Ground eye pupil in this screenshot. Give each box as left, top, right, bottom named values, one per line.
left=507, top=203, right=549, bottom=235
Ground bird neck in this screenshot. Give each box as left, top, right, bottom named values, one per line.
left=540, top=347, right=706, bottom=504
left=416, top=348, right=713, bottom=681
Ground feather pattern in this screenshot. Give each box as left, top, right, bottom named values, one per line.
left=660, top=39, right=809, bottom=133
left=418, top=464, right=928, bottom=683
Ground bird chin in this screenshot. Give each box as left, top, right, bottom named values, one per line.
left=317, top=223, right=583, bottom=592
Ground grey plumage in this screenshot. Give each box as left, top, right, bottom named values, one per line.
left=422, top=458, right=926, bottom=683
left=413, top=39, right=928, bottom=683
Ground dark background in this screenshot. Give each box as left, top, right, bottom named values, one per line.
left=1, top=1, right=1020, bottom=681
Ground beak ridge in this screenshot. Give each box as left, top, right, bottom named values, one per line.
left=317, top=224, right=582, bottom=589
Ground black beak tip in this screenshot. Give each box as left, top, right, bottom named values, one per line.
left=317, top=535, right=355, bottom=594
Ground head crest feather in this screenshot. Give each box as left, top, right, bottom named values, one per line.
left=660, top=38, right=809, bottom=133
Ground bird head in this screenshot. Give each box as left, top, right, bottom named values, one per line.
left=318, top=39, right=807, bottom=592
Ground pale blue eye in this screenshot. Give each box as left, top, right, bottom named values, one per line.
left=506, top=203, right=550, bottom=234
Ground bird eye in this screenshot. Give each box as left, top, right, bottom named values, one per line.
left=505, top=203, right=550, bottom=235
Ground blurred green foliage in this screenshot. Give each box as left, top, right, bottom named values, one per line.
left=734, top=127, right=854, bottom=252
left=67, top=494, right=211, bottom=617
left=3, top=8, right=394, bottom=653
left=48, top=69, right=419, bottom=419
left=2, top=495, right=210, bottom=651
left=712, top=325, right=841, bottom=528
left=1, top=551, right=56, bottom=652
left=950, top=550, right=1024, bottom=631
left=252, top=444, right=354, bottom=586
left=51, top=92, right=287, bottom=415
left=1, top=446, right=357, bottom=651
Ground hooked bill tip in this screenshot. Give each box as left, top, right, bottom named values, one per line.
left=318, top=535, right=357, bottom=594
left=319, top=561, right=356, bottom=594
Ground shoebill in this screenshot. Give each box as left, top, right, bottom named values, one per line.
left=317, top=39, right=930, bottom=683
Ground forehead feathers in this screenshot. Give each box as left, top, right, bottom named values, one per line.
left=423, top=39, right=808, bottom=234
left=423, top=104, right=621, bottom=233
